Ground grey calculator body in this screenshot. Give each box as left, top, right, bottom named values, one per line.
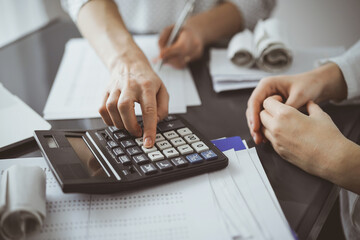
left=34, top=115, right=228, bottom=194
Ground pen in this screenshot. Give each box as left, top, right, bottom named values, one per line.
left=157, top=0, right=195, bottom=71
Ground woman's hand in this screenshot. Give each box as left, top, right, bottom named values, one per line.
left=246, top=63, right=347, bottom=144
left=157, top=25, right=204, bottom=69
left=260, top=96, right=349, bottom=181
left=99, top=47, right=169, bottom=148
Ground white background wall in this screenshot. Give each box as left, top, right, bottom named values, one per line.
left=272, top=0, right=360, bottom=49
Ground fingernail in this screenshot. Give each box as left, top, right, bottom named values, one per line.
left=250, top=122, right=254, bottom=129
left=253, top=135, right=257, bottom=143
left=144, top=137, right=153, bottom=148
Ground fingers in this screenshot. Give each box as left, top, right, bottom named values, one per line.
left=259, top=110, right=275, bottom=132
left=159, top=33, right=192, bottom=69
left=158, top=25, right=173, bottom=49
left=140, top=87, right=158, bottom=148
left=247, top=79, right=274, bottom=132
left=307, top=101, right=325, bottom=117
left=261, top=126, right=275, bottom=145
left=106, top=90, right=125, bottom=129
left=156, top=84, right=169, bottom=121
left=285, top=89, right=309, bottom=109
left=263, top=95, right=289, bottom=117
left=99, top=92, right=113, bottom=126
left=118, top=89, right=142, bottom=137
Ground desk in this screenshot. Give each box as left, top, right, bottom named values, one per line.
left=1, top=20, right=360, bottom=240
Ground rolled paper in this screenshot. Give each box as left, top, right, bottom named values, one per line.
left=254, top=19, right=293, bottom=72
left=0, top=165, right=46, bottom=240
left=227, top=29, right=256, bottom=68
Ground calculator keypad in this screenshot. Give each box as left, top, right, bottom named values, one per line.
left=102, top=115, right=219, bottom=181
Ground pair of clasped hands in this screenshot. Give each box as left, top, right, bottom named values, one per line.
left=98, top=26, right=203, bottom=149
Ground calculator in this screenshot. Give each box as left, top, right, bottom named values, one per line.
left=34, top=115, right=228, bottom=194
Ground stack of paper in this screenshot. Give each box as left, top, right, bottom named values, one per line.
left=43, top=35, right=201, bottom=120
left=0, top=83, right=51, bottom=150
left=210, top=47, right=344, bottom=92
left=209, top=137, right=295, bottom=239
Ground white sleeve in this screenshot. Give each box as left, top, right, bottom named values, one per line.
left=226, top=0, right=276, bottom=30
left=327, top=40, right=360, bottom=101
left=61, top=0, right=90, bottom=22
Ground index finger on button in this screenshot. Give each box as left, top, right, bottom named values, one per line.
left=140, top=89, right=158, bottom=148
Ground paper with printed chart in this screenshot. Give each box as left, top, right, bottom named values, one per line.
left=43, top=35, right=201, bottom=120
left=0, top=158, right=228, bottom=240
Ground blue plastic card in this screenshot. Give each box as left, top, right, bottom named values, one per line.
left=211, top=136, right=246, bottom=152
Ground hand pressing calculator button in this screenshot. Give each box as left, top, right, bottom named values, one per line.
left=34, top=115, right=228, bottom=193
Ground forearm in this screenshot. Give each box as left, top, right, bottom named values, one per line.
left=328, top=139, right=360, bottom=195
left=77, top=0, right=147, bottom=71
left=185, top=2, right=244, bottom=46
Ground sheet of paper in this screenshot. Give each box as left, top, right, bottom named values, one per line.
left=236, top=148, right=294, bottom=239
left=44, top=35, right=201, bottom=120
left=0, top=158, right=228, bottom=240
left=209, top=149, right=264, bottom=239
left=0, top=83, right=51, bottom=150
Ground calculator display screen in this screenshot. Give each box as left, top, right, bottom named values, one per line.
left=66, top=136, right=108, bottom=178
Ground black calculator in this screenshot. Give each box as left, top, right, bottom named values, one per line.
left=34, top=115, right=228, bottom=194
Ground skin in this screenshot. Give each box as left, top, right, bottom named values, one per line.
left=246, top=63, right=360, bottom=194
left=77, top=0, right=243, bottom=148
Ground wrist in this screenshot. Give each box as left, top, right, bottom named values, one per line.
left=325, top=137, right=360, bottom=187
left=314, top=62, right=347, bottom=102
left=109, top=42, right=150, bottom=74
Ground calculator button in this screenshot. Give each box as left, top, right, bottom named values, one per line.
left=118, top=155, right=131, bottom=165
left=191, top=141, right=209, bottom=153
left=156, top=140, right=172, bottom=150
left=140, top=163, right=157, bottom=175
left=201, top=150, right=218, bottom=161
left=133, top=154, right=150, bottom=165
left=107, top=141, right=119, bottom=148
left=184, top=134, right=200, bottom=144
left=164, top=115, right=177, bottom=121
left=108, top=126, right=120, bottom=133
left=186, top=153, right=203, bottom=164
left=157, top=120, right=185, bottom=132
left=155, top=133, right=165, bottom=142
left=114, top=130, right=129, bottom=141
left=171, top=157, right=188, bottom=167
left=156, top=160, right=173, bottom=171
left=170, top=137, right=186, bottom=147
left=135, top=137, right=144, bottom=146
left=113, top=147, right=124, bottom=156
left=142, top=145, right=157, bottom=153
left=163, top=130, right=179, bottom=140
left=163, top=148, right=179, bottom=158
left=177, top=144, right=194, bottom=155
left=120, top=140, right=136, bottom=148
left=148, top=151, right=164, bottom=161
left=177, top=127, right=192, bottom=137
left=126, top=146, right=142, bottom=156
left=122, top=170, right=130, bottom=176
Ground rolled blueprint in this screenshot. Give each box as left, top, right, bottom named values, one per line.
left=0, top=165, right=46, bottom=240
left=227, top=29, right=256, bottom=68
left=254, top=19, right=293, bottom=72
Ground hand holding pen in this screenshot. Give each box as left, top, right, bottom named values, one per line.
left=157, top=0, right=204, bottom=69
